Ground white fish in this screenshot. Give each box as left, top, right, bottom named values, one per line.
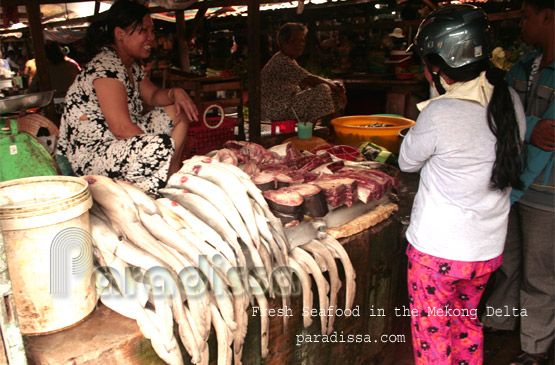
left=170, top=292, right=203, bottom=364
left=90, top=212, right=203, bottom=363
left=115, top=219, right=209, bottom=342
left=232, top=290, right=249, bottom=365
left=272, top=266, right=293, bottom=333
left=179, top=160, right=261, bottom=249
left=137, top=307, right=184, bottom=365
left=210, top=299, right=233, bottom=365
left=253, top=199, right=290, bottom=255
left=116, top=180, right=161, bottom=216
left=91, top=219, right=184, bottom=364
left=151, top=236, right=212, bottom=342
left=155, top=202, right=242, bottom=288
left=139, top=209, right=238, bottom=336
left=160, top=188, right=240, bottom=250
left=167, top=172, right=255, bottom=250
left=321, top=235, right=356, bottom=311
left=302, top=240, right=342, bottom=334
left=161, top=188, right=259, bottom=289
left=288, top=258, right=313, bottom=328
left=249, top=276, right=270, bottom=359
left=156, top=198, right=238, bottom=267
left=83, top=175, right=139, bottom=224
left=207, top=159, right=270, bottom=209
left=90, top=213, right=156, bottom=269
left=291, top=247, right=330, bottom=335
left=251, top=201, right=289, bottom=268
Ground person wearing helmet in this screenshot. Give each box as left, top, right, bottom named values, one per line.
left=399, top=5, right=526, bottom=364
left=481, top=0, right=554, bottom=364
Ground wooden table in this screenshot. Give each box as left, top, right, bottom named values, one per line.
left=23, top=173, right=420, bottom=364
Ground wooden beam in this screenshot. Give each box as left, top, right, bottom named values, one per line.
left=187, top=4, right=207, bottom=41
left=175, top=9, right=190, bottom=72
left=247, top=0, right=261, bottom=143
left=487, top=9, right=521, bottom=21
left=25, top=0, right=57, bottom=122
left=2, top=0, right=89, bottom=6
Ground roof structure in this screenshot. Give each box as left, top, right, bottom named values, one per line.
left=1, top=0, right=316, bottom=34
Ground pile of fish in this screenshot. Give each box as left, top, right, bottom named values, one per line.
left=86, top=155, right=356, bottom=365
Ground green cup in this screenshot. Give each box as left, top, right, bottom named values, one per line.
left=297, top=122, right=313, bottom=139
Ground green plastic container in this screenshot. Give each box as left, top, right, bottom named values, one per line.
left=297, top=122, right=313, bottom=139
left=0, top=118, right=59, bottom=182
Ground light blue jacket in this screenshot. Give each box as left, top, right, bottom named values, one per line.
left=506, top=50, right=554, bottom=206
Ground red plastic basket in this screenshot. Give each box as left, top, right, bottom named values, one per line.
left=183, top=116, right=236, bottom=158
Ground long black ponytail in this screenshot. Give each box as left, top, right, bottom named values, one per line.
left=425, top=54, right=523, bottom=191
left=484, top=65, right=524, bottom=190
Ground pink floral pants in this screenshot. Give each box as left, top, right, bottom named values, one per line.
left=406, top=244, right=502, bottom=365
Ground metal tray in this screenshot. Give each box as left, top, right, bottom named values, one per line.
left=0, top=91, right=55, bottom=115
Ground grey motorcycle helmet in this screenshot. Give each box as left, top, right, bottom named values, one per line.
left=407, top=4, right=493, bottom=69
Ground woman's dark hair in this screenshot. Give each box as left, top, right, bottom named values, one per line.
left=85, top=0, right=149, bottom=59
left=426, top=54, right=524, bottom=191
left=277, top=22, right=307, bottom=48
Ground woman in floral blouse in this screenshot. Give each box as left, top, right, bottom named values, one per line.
left=57, top=0, right=198, bottom=193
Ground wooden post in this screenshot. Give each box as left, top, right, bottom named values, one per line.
left=175, top=9, right=190, bottom=72
left=247, top=0, right=261, bottom=143
left=187, top=4, right=207, bottom=41
left=25, top=0, right=57, bottom=122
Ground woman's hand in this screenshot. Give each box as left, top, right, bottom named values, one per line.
left=168, top=87, right=199, bottom=122
left=331, top=81, right=347, bottom=105
left=140, top=77, right=199, bottom=122
left=302, top=75, right=346, bottom=100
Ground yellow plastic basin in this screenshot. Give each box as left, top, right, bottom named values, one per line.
left=331, top=115, right=415, bottom=154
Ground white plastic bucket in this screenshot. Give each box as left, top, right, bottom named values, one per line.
left=0, top=176, right=96, bottom=335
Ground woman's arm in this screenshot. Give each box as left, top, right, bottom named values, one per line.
left=301, top=75, right=339, bottom=92
left=94, top=78, right=144, bottom=140
left=398, top=109, right=437, bottom=173
left=139, top=77, right=198, bottom=122
left=300, top=75, right=347, bottom=104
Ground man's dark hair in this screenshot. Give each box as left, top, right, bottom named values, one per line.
left=522, top=0, right=554, bottom=11
left=44, top=42, right=65, bottom=64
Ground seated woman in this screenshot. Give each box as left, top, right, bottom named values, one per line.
left=261, top=22, right=347, bottom=125
left=56, top=0, right=198, bottom=193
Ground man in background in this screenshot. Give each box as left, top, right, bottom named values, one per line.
left=28, top=41, right=79, bottom=99
left=482, top=1, right=554, bottom=364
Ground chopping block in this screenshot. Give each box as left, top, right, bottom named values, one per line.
left=23, top=304, right=163, bottom=364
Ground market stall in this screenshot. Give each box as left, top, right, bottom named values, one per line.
left=0, top=2, right=531, bottom=364
left=22, top=214, right=409, bottom=364
left=0, top=133, right=413, bottom=364
left=17, top=164, right=417, bottom=364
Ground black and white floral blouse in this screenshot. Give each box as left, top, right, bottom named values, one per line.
left=57, top=47, right=175, bottom=193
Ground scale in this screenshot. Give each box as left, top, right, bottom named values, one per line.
left=0, top=92, right=56, bottom=364
left=0, top=91, right=60, bottom=182
left=0, top=94, right=52, bottom=362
